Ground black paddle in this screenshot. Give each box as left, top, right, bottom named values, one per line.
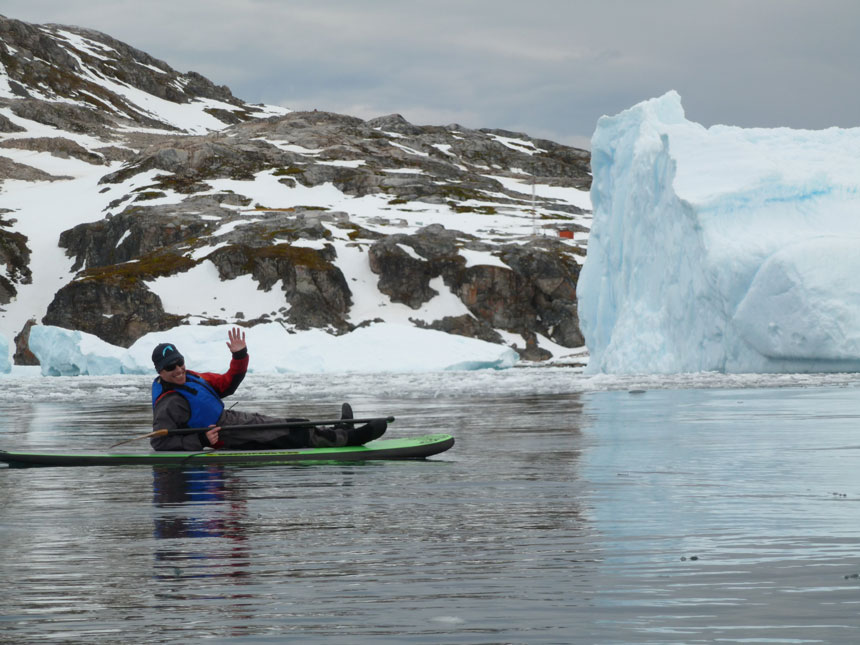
left=109, top=416, right=395, bottom=449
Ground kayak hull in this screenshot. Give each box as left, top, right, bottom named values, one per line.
left=0, top=434, right=454, bottom=467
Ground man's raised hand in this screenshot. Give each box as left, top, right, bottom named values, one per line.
left=226, top=327, right=247, bottom=353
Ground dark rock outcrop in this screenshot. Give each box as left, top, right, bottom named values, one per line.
left=368, top=225, right=467, bottom=308
left=0, top=137, right=106, bottom=164
left=59, top=199, right=223, bottom=271
left=100, top=137, right=299, bottom=186
left=412, top=314, right=503, bottom=345
left=0, top=112, right=25, bottom=133
left=0, top=156, right=72, bottom=183
left=368, top=224, right=583, bottom=353
left=12, top=318, right=39, bottom=365
left=42, top=273, right=184, bottom=348
left=0, top=217, right=31, bottom=304
left=7, top=98, right=115, bottom=136
left=463, top=238, right=583, bottom=348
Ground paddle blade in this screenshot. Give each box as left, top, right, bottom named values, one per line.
left=109, top=429, right=167, bottom=449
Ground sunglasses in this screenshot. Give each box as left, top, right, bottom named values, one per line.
left=162, top=360, right=184, bottom=372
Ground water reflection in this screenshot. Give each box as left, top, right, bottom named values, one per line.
left=0, top=391, right=609, bottom=643
left=579, top=388, right=860, bottom=641
left=151, top=466, right=251, bottom=581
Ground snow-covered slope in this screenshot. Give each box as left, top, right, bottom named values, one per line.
left=578, top=91, right=860, bottom=374
left=0, top=15, right=591, bottom=374
left=0, top=18, right=286, bottom=130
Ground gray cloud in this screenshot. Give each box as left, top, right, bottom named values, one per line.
left=4, top=0, right=860, bottom=148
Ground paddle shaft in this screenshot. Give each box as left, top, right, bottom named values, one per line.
left=154, top=416, right=395, bottom=437
left=110, top=416, right=394, bottom=448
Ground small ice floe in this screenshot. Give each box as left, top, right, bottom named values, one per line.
left=431, top=616, right=465, bottom=625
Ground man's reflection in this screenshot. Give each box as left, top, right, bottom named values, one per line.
left=152, top=466, right=249, bottom=578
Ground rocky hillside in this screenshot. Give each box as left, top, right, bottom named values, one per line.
left=0, top=14, right=591, bottom=366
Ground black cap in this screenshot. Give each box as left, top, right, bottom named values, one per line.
left=152, top=343, right=184, bottom=372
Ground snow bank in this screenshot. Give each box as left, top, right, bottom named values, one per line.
left=578, top=91, right=860, bottom=374
left=28, top=323, right=518, bottom=376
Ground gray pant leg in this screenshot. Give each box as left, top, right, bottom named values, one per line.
left=216, top=409, right=349, bottom=449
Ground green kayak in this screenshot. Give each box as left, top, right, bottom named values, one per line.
left=0, top=433, right=454, bottom=467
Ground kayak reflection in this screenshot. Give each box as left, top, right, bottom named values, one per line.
left=151, top=466, right=250, bottom=581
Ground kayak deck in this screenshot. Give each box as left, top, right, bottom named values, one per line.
left=0, top=433, right=454, bottom=467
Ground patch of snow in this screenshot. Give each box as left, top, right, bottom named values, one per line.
left=135, top=61, right=167, bottom=74
left=388, top=141, right=429, bottom=157
left=53, top=29, right=119, bottom=61
left=289, top=238, right=329, bottom=250
left=485, top=174, right=592, bottom=210
left=396, top=243, right=423, bottom=260
left=145, top=261, right=286, bottom=320
left=211, top=219, right=255, bottom=238
left=0, top=62, right=14, bottom=100
left=0, top=162, right=127, bottom=340
left=249, top=104, right=291, bottom=118
left=459, top=248, right=508, bottom=269
left=0, top=146, right=94, bottom=179
left=259, top=139, right=322, bottom=154
left=329, top=241, right=470, bottom=326
left=487, top=133, right=541, bottom=155
left=318, top=159, right=365, bottom=168
left=189, top=241, right=231, bottom=261
left=205, top=172, right=343, bottom=210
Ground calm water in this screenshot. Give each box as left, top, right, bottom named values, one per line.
left=2, top=377, right=860, bottom=643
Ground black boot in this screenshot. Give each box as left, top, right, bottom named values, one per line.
left=347, top=418, right=387, bottom=446
left=334, top=403, right=354, bottom=432
left=341, top=403, right=353, bottom=423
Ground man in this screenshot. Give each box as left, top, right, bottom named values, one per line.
left=151, top=327, right=386, bottom=451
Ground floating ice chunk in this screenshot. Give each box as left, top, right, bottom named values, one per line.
left=578, top=91, right=860, bottom=374
left=0, top=333, right=10, bottom=374
left=28, top=325, right=138, bottom=376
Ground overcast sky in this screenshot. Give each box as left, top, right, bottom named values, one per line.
left=4, top=0, right=860, bottom=148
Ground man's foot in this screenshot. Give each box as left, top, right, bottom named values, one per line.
left=341, top=403, right=353, bottom=421
left=333, top=403, right=355, bottom=432
left=367, top=418, right=386, bottom=441
left=346, top=418, right=387, bottom=446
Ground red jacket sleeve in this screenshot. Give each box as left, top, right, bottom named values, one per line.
left=196, top=350, right=249, bottom=397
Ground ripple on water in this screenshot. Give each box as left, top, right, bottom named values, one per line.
left=3, top=380, right=860, bottom=642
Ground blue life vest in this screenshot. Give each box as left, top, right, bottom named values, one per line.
left=151, top=372, right=225, bottom=428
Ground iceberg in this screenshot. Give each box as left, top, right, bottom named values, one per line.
left=0, top=333, right=10, bottom=374
left=26, top=322, right=518, bottom=376
left=29, top=326, right=133, bottom=376
left=578, top=91, right=860, bottom=374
